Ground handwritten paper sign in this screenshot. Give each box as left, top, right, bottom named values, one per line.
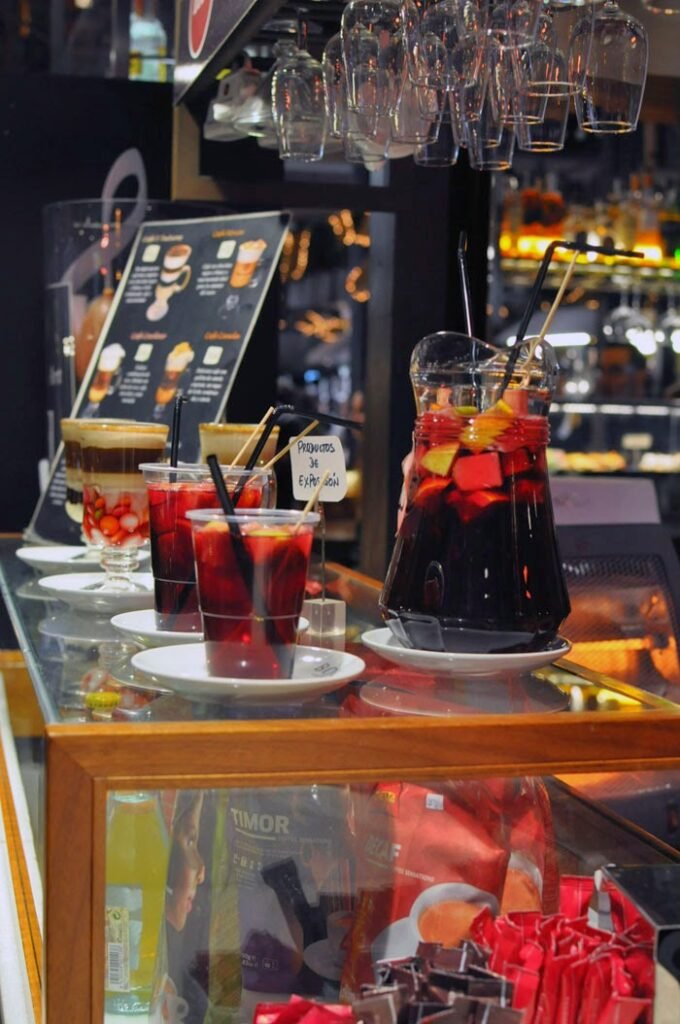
left=290, top=435, right=348, bottom=502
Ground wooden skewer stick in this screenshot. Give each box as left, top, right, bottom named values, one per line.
left=261, top=419, right=320, bottom=469
left=225, top=405, right=275, bottom=470
left=519, top=250, right=580, bottom=388
left=294, top=469, right=331, bottom=534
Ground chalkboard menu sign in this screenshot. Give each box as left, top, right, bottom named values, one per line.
left=27, top=210, right=290, bottom=544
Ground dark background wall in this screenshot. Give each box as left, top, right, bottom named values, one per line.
left=0, top=74, right=173, bottom=531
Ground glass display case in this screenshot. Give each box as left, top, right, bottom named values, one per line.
left=2, top=537, right=680, bottom=1022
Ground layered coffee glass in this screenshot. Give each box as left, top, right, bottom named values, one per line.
left=80, top=421, right=168, bottom=590
left=198, top=423, right=280, bottom=467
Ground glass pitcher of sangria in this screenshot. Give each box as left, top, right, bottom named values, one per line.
left=380, top=331, right=570, bottom=654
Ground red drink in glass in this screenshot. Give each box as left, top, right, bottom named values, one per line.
left=143, top=466, right=276, bottom=632
left=380, top=332, right=570, bottom=654
left=381, top=405, right=569, bottom=652
left=188, top=509, right=319, bottom=678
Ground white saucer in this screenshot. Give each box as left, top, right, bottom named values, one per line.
left=16, top=579, right=56, bottom=602
left=303, top=939, right=344, bottom=982
left=130, top=643, right=366, bottom=702
left=359, top=676, right=569, bottom=716
left=370, top=917, right=418, bottom=963
left=39, top=610, right=121, bottom=646
left=111, top=609, right=203, bottom=648
left=38, top=573, right=154, bottom=613
left=362, top=628, right=571, bottom=677
left=111, top=610, right=311, bottom=649
left=17, top=545, right=149, bottom=575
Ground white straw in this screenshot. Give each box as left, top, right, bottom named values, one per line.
left=519, top=250, right=580, bottom=388
left=226, top=405, right=275, bottom=470
left=261, top=419, right=320, bottom=469
left=294, top=469, right=331, bottom=534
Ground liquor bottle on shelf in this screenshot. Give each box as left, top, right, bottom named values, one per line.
left=605, top=179, right=624, bottom=249
left=129, top=0, right=168, bottom=83
left=617, top=175, right=639, bottom=251
left=520, top=177, right=543, bottom=231
left=541, top=173, right=566, bottom=233
left=500, top=177, right=522, bottom=255
left=635, top=173, right=664, bottom=263
left=105, top=791, right=170, bottom=1015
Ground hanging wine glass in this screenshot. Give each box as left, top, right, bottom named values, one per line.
left=322, top=33, right=348, bottom=139
left=658, top=290, right=680, bottom=354
left=516, top=70, right=570, bottom=151
left=402, top=0, right=465, bottom=90
left=414, top=114, right=459, bottom=166
left=489, top=40, right=547, bottom=128
left=341, top=0, right=404, bottom=118
left=603, top=289, right=654, bottom=350
left=233, top=55, right=283, bottom=139
left=467, top=118, right=515, bottom=170
left=391, top=72, right=436, bottom=144
left=570, top=0, right=648, bottom=134
left=271, top=41, right=327, bottom=162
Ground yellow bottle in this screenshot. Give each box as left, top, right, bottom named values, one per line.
left=105, top=792, right=170, bottom=1014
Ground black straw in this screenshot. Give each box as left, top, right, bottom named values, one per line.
left=499, top=240, right=644, bottom=396
left=207, top=454, right=238, bottom=520
left=169, top=394, right=186, bottom=467
left=457, top=231, right=474, bottom=337
left=232, top=404, right=364, bottom=505
left=206, top=453, right=259, bottom=600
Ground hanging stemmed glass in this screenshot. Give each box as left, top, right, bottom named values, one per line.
left=341, top=0, right=404, bottom=126
left=323, top=31, right=388, bottom=169
left=658, top=289, right=680, bottom=354
left=602, top=288, right=654, bottom=355
left=516, top=59, right=570, bottom=151
left=271, top=11, right=327, bottom=165
left=322, top=33, right=348, bottom=139
left=569, top=0, right=648, bottom=134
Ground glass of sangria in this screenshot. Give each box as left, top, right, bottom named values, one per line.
left=80, top=421, right=168, bottom=590
left=187, top=508, right=320, bottom=678
left=142, top=464, right=276, bottom=633
left=380, top=331, right=570, bottom=654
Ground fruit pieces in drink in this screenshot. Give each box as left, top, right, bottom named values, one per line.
left=381, top=398, right=570, bottom=654
left=193, top=521, right=313, bottom=678
left=148, top=477, right=268, bottom=632
left=80, top=422, right=168, bottom=550
left=83, top=487, right=149, bottom=548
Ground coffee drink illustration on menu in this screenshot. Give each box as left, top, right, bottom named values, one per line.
left=146, top=244, right=193, bottom=322
left=229, top=239, right=267, bottom=288
left=154, top=342, right=195, bottom=418
left=86, top=342, right=126, bottom=411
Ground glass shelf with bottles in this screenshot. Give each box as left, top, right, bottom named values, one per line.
left=498, top=173, right=680, bottom=283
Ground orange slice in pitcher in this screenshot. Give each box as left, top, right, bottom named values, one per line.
left=460, top=399, right=514, bottom=451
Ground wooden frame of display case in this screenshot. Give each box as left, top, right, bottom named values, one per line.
left=46, top=690, right=680, bottom=1024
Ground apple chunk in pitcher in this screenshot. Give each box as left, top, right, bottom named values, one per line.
left=380, top=332, right=570, bottom=654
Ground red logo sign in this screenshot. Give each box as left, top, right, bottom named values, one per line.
left=188, top=0, right=213, bottom=59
